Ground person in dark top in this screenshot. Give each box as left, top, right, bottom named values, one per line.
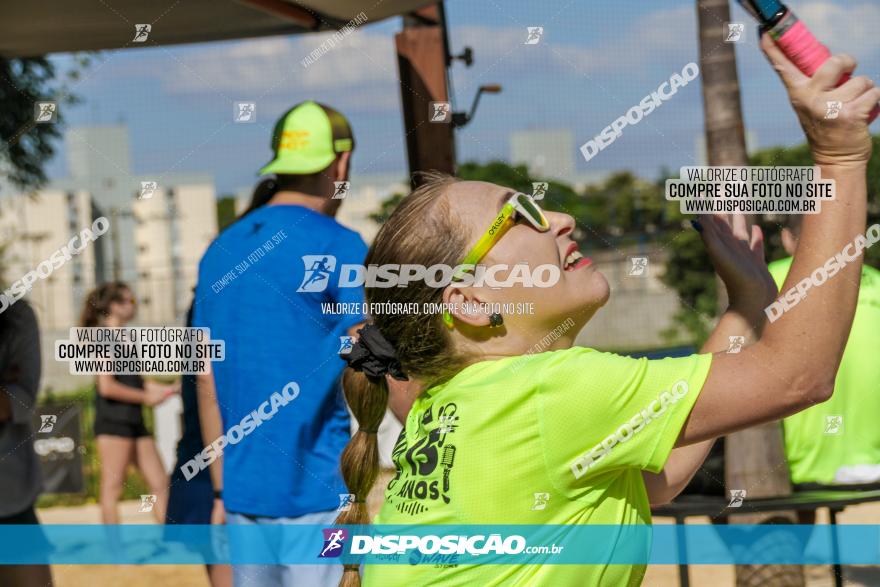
left=161, top=177, right=280, bottom=587
left=0, top=299, right=53, bottom=586
left=194, top=102, right=366, bottom=587
left=166, top=301, right=231, bottom=587
left=80, top=282, right=178, bottom=523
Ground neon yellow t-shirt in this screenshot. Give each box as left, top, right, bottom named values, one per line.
left=363, top=347, right=712, bottom=586
left=769, top=257, right=880, bottom=485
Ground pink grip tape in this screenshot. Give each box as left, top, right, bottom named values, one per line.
left=776, top=19, right=879, bottom=121
left=775, top=20, right=833, bottom=77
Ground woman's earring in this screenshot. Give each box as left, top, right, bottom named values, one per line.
left=489, top=313, right=504, bottom=327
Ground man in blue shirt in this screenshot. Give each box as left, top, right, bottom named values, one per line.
left=193, top=101, right=366, bottom=587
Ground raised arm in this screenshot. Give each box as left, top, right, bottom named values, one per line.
left=645, top=236, right=773, bottom=504
left=678, top=36, right=880, bottom=446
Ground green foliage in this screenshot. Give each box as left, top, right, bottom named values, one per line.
left=216, top=196, right=237, bottom=231
left=368, top=192, right=405, bottom=225
left=0, top=56, right=88, bottom=193
left=370, top=149, right=880, bottom=348
left=579, top=171, right=680, bottom=250
left=371, top=161, right=595, bottom=246
left=456, top=161, right=593, bottom=244
left=369, top=161, right=681, bottom=253
left=657, top=228, right=716, bottom=344
left=456, top=160, right=534, bottom=192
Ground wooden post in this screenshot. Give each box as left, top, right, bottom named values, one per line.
left=696, top=1, right=804, bottom=585
left=395, top=3, right=456, bottom=181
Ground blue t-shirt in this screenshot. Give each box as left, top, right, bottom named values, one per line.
left=193, top=204, right=367, bottom=518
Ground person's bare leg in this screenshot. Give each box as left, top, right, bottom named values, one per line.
left=134, top=437, right=169, bottom=523
left=96, top=435, right=135, bottom=524
left=207, top=564, right=232, bottom=587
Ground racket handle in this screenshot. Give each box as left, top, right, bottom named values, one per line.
left=771, top=11, right=879, bottom=122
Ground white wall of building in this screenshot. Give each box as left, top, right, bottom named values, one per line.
left=134, top=182, right=217, bottom=325
left=0, top=189, right=99, bottom=331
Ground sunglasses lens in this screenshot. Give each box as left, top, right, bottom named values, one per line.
left=514, top=193, right=549, bottom=230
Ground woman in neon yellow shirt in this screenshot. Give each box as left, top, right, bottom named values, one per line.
left=337, top=36, right=880, bottom=586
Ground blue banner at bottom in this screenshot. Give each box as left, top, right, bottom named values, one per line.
left=0, top=524, right=878, bottom=565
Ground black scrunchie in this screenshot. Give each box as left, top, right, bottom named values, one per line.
left=343, top=324, right=409, bottom=381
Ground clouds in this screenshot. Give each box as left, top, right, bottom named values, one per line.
left=90, top=6, right=709, bottom=117
left=89, top=27, right=402, bottom=114
left=47, top=0, right=880, bottom=193
left=798, top=2, right=880, bottom=58
left=60, top=0, right=880, bottom=117
left=166, top=33, right=397, bottom=96
left=451, top=6, right=696, bottom=83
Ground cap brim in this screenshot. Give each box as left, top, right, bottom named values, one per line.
left=258, top=152, right=337, bottom=176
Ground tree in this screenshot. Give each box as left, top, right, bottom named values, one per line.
left=0, top=56, right=87, bottom=193
left=751, top=141, right=880, bottom=267
left=369, top=161, right=584, bottom=234
left=581, top=171, right=678, bottom=249
left=216, top=196, right=238, bottom=231
left=697, top=5, right=792, bottom=552
left=368, top=192, right=406, bottom=225
left=369, top=162, right=683, bottom=257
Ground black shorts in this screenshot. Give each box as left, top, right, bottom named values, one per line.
left=94, top=419, right=150, bottom=438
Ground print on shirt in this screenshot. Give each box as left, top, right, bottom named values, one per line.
left=386, top=402, right=458, bottom=516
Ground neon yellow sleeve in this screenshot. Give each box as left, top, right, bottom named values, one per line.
left=535, top=348, right=713, bottom=493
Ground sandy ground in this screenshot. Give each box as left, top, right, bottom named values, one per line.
left=37, top=494, right=880, bottom=587
left=643, top=502, right=880, bottom=587
left=40, top=500, right=210, bottom=587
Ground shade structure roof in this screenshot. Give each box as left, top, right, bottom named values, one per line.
left=1, top=0, right=434, bottom=57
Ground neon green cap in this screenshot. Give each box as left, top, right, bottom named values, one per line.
left=259, top=101, right=354, bottom=176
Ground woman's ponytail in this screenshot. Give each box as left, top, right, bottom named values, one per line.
left=337, top=368, right=389, bottom=587
left=240, top=177, right=279, bottom=219
left=333, top=173, right=469, bottom=585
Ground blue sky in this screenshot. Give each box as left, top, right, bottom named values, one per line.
left=44, top=0, right=880, bottom=195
